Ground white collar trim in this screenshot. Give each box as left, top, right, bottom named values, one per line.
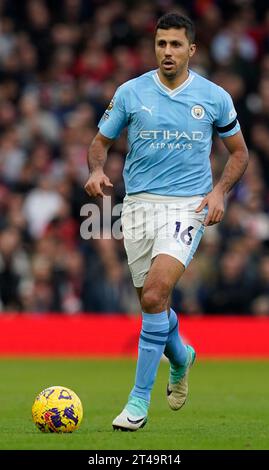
left=153, top=70, right=194, bottom=96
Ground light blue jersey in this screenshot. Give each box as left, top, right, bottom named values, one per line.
left=98, top=69, right=240, bottom=196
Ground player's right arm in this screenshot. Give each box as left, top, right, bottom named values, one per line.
left=84, top=132, right=114, bottom=197
left=84, top=84, right=129, bottom=198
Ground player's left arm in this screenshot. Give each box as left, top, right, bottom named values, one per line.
left=196, top=130, right=249, bottom=226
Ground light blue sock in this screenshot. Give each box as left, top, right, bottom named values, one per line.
left=130, top=311, right=169, bottom=406
left=164, top=309, right=188, bottom=384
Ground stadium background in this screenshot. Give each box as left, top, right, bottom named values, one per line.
left=0, top=0, right=269, bottom=356
left=0, top=0, right=269, bottom=452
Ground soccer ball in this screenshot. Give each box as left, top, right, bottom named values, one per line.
left=32, top=386, right=83, bottom=433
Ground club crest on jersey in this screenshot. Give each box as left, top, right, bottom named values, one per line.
left=191, top=105, right=205, bottom=119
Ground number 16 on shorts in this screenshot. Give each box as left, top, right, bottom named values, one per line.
left=173, top=221, right=194, bottom=246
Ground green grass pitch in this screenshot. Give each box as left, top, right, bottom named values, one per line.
left=0, top=358, right=268, bottom=450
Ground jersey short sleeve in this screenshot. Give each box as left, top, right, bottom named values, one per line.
left=214, top=87, right=241, bottom=138
left=98, top=85, right=128, bottom=139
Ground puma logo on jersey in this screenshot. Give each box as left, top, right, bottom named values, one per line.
left=141, top=105, right=154, bottom=116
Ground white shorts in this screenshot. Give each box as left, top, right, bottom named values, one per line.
left=121, top=193, right=207, bottom=288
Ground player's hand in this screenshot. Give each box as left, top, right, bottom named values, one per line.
left=84, top=170, right=113, bottom=197
left=195, top=186, right=226, bottom=226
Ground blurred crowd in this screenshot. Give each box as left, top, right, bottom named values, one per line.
left=0, top=0, right=269, bottom=315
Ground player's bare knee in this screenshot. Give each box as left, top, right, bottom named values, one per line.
left=141, top=286, right=169, bottom=313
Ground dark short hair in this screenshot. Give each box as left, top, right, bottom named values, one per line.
left=155, top=13, right=195, bottom=43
